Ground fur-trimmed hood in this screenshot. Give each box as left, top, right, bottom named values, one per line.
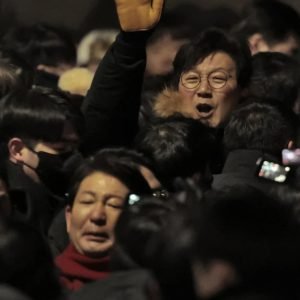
left=152, top=87, right=197, bottom=119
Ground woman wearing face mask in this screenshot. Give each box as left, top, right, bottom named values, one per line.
left=55, top=148, right=152, bottom=291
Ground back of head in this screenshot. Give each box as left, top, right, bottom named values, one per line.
left=0, top=219, right=61, bottom=300
left=247, top=52, right=300, bottom=110
left=0, top=48, right=34, bottom=92
left=232, top=0, right=300, bottom=52
left=192, top=186, right=300, bottom=290
left=170, top=28, right=251, bottom=90
left=135, top=116, right=217, bottom=189
left=1, top=23, right=76, bottom=68
left=224, top=101, right=294, bottom=156
left=113, top=194, right=196, bottom=300
left=0, top=61, right=25, bottom=99
left=113, top=197, right=174, bottom=270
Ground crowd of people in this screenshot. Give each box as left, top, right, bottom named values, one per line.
left=0, top=0, right=300, bottom=299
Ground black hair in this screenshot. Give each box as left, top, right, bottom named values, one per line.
left=67, top=148, right=153, bottom=206
left=192, top=186, right=300, bottom=289
left=170, top=28, right=251, bottom=90
left=246, top=52, right=300, bottom=109
left=135, top=115, right=217, bottom=189
left=0, top=86, right=84, bottom=145
left=113, top=197, right=175, bottom=269
left=232, top=0, right=300, bottom=49
left=0, top=61, right=24, bottom=99
left=0, top=23, right=76, bottom=68
left=0, top=219, right=62, bottom=300
left=0, top=49, right=34, bottom=90
left=224, top=101, right=294, bottom=156
left=112, top=195, right=196, bottom=300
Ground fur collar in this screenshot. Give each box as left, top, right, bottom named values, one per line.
left=153, top=87, right=194, bottom=118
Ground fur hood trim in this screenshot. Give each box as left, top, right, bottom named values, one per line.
left=153, top=88, right=191, bottom=118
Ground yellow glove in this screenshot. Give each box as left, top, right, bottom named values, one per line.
left=114, top=0, right=164, bottom=32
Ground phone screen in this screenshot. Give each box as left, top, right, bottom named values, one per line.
left=257, top=160, right=290, bottom=183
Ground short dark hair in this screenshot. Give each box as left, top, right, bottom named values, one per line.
left=0, top=49, right=34, bottom=90
left=246, top=52, right=300, bottom=110
left=135, top=116, right=217, bottom=188
left=0, top=86, right=84, bottom=144
left=0, top=61, right=24, bottom=99
left=232, top=0, right=300, bottom=48
left=1, top=23, right=76, bottom=68
left=170, top=28, right=251, bottom=89
left=67, top=148, right=152, bottom=206
left=224, top=101, right=294, bottom=156
left=113, top=195, right=196, bottom=300
left=113, top=197, right=175, bottom=269
left=0, top=219, right=62, bottom=300
left=192, top=186, right=300, bottom=288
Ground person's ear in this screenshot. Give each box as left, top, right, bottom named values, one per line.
left=65, top=205, right=72, bottom=233
left=7, top=138, right=26, bottom=163
left=248, top=33, right=270, bottom=55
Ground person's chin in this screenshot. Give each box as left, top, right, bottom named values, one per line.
left=207, top=118, right=219, bottom=128
left=81, top=240, right=112, bottom=257
left=199, top=115, right=218, bottom=128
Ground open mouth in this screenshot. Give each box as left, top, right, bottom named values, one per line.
left=196, top=103, right=214, bottom=115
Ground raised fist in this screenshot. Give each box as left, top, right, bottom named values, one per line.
left=114, top=0, right=164, bottom=31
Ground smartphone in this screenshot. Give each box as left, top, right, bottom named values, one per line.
left=282, top=149, right=300, bottom=165
left=256, top=158, right=291, bottom=183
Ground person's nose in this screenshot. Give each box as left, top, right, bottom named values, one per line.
left=90, top=201, right=106, bottom=225
left=196, top=76, right=212, bottom=98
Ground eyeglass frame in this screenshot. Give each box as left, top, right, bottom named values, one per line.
left=180, top=69, right=234, bottom=90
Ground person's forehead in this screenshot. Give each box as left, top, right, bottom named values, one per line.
left=77, top=172, right=128, bottom=193
left=192, top=51, right=237, bottom=73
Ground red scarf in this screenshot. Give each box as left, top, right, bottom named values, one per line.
left=55, top=243, right=110, bottom=291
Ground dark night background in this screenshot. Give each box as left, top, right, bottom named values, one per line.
left=0, top=0, right=299, bottom=41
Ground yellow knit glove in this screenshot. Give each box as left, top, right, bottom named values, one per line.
left=114, top=0, right=164, bottom=32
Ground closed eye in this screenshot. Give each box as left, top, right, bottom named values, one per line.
left=186, top=76, right=200, bottom=81
left=106, top=203, right=124, bottom=209
left=105, top=197, right=125, bottom=209
left=79, top=199, right=95, bottom=205
left=211, top=76, right=226, bottom=81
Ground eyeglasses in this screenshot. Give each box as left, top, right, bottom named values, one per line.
left=180, top=70, right=233, bottom=90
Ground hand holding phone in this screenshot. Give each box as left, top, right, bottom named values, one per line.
left=282, top=149, right=300, bottom=165
left=256, top=158, right=290, bottom=183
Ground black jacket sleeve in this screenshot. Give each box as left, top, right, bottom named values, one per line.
left=80, top=31, right=150, bottom=156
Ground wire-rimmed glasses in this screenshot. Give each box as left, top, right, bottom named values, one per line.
left=180, top=70, right=233, bottom=90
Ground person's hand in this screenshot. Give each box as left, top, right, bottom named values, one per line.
left=114, top=0, right=164, bottom=32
